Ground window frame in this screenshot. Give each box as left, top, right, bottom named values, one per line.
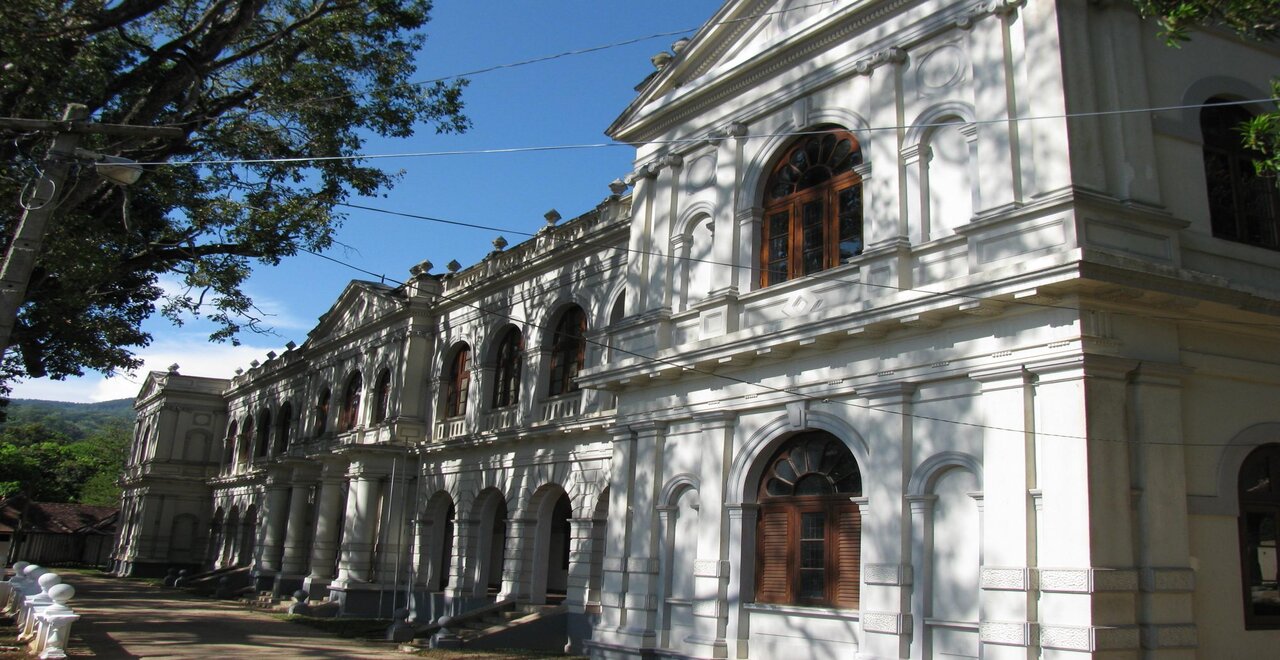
left=1240, top=443, right=1280, bottom=629
left=274, top=402, right=292, bottom=454
left=491, top=327, right=523, bottom=409
left=759, top=129, right=864, bottom=288
left=254, top=410, right=271, bottom=457
left=339, top=372, right=362, bottom=433
left=548, top=307, right=587, bottom=398
left=373, top=369, right=392, bottom=424
left=446, top=346, right=471, bottom=419
left=314, top=387, right=331, bottom=436
left=753, top=431, right=862, bottom=609
left=1202, top=100, right=1280, bottom=251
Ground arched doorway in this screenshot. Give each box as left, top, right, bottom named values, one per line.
left=238, top=505, right=258, bottom=566
left=422, top=491, right=455, bottom=592
left=472, top=488, right=508, bottom=597
left=529, top=485, right=572, bottom=604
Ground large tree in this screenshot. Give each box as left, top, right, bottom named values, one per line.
left=0, top=0, right=467, bottom=384
left=1131, top=1, right=1279, bottom=175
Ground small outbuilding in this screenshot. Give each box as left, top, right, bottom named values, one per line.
left=0, top=494, right=118, bottom=568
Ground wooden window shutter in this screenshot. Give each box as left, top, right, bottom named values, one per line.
left=832, top=503, right=861, bottom=608
left=756, top=507, right=790, bottom=603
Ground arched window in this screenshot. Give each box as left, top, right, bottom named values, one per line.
left=1202, top=100, right=1280, bottom=250
left=492, top=327, right=523, bottom=409
left=339, top=372, right=363, bottom=432
left=373, top=369, right=392, bottom=424
left=760, top=128, right=864, bottom=287
left=1240, top=443, right=1280, bottom=628
left=238, top=415, right=253, bottom=464
left=548, top=306, right=587, bottom=397
left=274, top=403, right=292, bottom=454
left=446, top=345, right=471, bottom=418
left=222, top=420, right=238, bottom=467
left=755, top=430, right=862, bottom=608
left=254, top=411, right=271, bottom=457
left=314, top=387, right=331, bottom=436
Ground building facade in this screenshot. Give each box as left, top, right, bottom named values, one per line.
left=114, top=1, right=1280, bottom=658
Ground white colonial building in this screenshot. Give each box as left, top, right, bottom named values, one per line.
left=113, top=1, right=1280, bottom=658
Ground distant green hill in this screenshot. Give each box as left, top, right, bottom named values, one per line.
left=0, top=398, right=135, bottom=441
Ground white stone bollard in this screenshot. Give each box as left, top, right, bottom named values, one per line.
left=15, top=565, right=47, bottom=631
left=4, top=561, right=29, bottom=609
left=33, top=583, right=77, bottom=660
left=20, top=572, right=61, bottom=642
left=0, top=561, right=26, bottom=614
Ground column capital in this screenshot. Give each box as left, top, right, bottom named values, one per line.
left=968, top=365, right=1030, bottom=390
left=692, top=410, right=737, bottom=429
left=630, top=420, right=668, bottom=437
left=858, top=381, right=917, bottom=403
left=1130, top=361, right=1194, bottom=387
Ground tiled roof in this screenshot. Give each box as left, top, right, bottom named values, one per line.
left=0, top=495, right=118, bottom=534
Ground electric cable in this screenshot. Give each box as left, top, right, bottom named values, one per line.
left=296, top=246, right=1243, bottom=448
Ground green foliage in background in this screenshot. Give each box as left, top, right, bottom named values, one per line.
left=0, top=399, right=133, bottom=505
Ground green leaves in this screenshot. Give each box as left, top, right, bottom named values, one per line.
left=1131, top=0, right=1279, bottom=45
left=1131, top=1, right=1280, bottom=180
left=0, top=0, right=468, bottom=383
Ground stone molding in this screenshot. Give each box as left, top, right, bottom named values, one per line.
left=1040, top=624, right=1140, bottom=652
left=980, top=567, right=1034, bottom=591
left=861, top=611, right=911, bottom=634
left=979, top=567, right=1148, bottom=593
left=692, top=598, right=722, bottom=618
left=1140, top=623, right=1198, bottom=649
left=626, top=558, right=659, bottom=574
left=979, top=621, right=1036, bottom=646
left=1140, top=567, right=1195, bottom=593
left=694, top=559, right=729, bottom=578
left=863, top=563, right=912, bottom=586
left=1038, top=568, right=1138, bottom=593
left=623, top=593, right=658, bottom=609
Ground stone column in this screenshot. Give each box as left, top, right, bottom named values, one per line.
left=1129, top=363, right=1197, bottom=658
left=336, top=455, right=386, bottom=584
left=445, top=516, right=477, bottom=598
left=625, top=166, right=657, bottom=316
left=305, top=457, right=349, bottom=590
left=688, top=411, right=734, bottom=656
left=501, top=516, right=534, bottom=601
left=564, top=517, right=597, bottom=609
left=280, top=466, right=318, bottom=576
left=723, top=503, right=756, bottom=660
left=712, top=122, right=746, bottom=294
left=1031, top=356, right=1140, bottom=659
left=970, top=366, right=1036, bottom=660
left=375, top=458, right=416, bottom=590
left=258, top=471, right=291, bottom=574
left=858, top=384, right=915, bottom=660
left=907, top=494, right=937, bottom=660
left=617, top=421, right=667, bottom=649
left=594, top=426, right=636, bottom=640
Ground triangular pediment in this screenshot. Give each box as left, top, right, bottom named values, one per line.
left=608, top=0, right=847, bottom=141
left=306, top=280, right=402, bottom=346
left=135, top=371, right=168, bottom=404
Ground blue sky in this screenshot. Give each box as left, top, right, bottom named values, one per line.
left=13, top=1, right=724, bottom=402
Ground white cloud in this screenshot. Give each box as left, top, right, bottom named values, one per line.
left=9, top=337, right=280, bottom=403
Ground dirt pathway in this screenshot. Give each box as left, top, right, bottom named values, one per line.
left=38, top=571, right=407, bottom=659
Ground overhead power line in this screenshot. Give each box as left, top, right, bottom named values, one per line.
left=127, top=97, right=1274, bottom=168
left=296, top=246, right=1237, bottom=449
left=335, top=200, right=1280, bottom=331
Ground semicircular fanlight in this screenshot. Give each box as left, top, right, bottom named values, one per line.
left=759, top=431, right=862, bottom=499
